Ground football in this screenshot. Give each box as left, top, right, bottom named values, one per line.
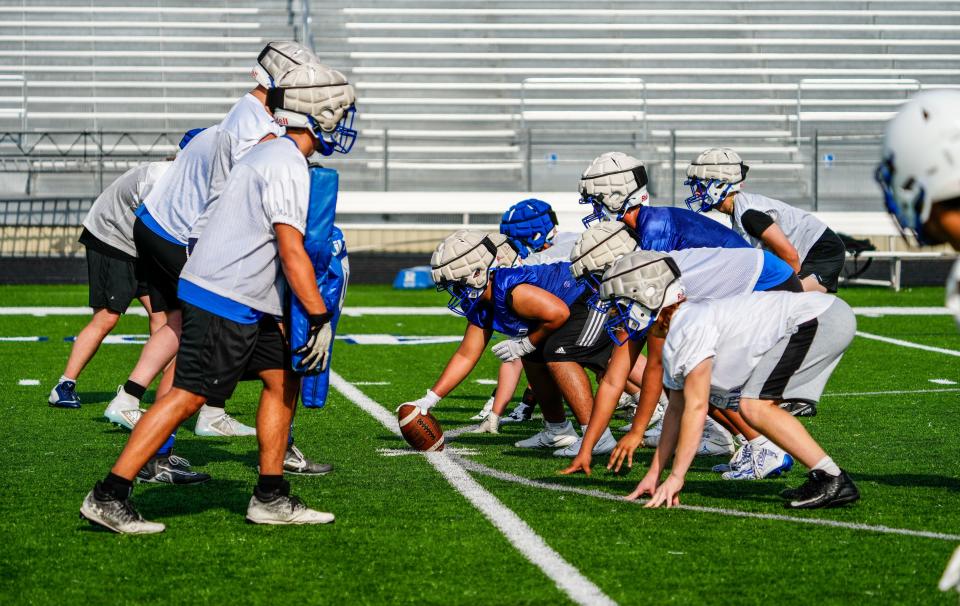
left=397, top=404, right=445, bottom=451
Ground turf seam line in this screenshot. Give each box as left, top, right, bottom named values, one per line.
left=329, top=372, right=617, bottom=606
left=453, top=458, right=960, bottom=543
left=855, top=331, right=960, bottom=357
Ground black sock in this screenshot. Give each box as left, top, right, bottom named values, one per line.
left=205, top=400, right=226, bottom=409
left=521, top=386, right=538, bottom=407
left=99, top=472, right=133, bottom=500
left=123, top=380, right=146, bottom=400
left=255, top=475, right=288, bottom=499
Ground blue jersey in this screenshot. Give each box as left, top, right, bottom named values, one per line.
left=467, top=262, right=583, bottom=337
left=635, top=206, right=749, bottom=251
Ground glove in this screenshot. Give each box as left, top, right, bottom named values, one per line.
left=294, top=312, right=334, bottom=372
left=474, top=412, right=500, bottom=434
left=491, top=336, right=536, bottom=362
left=396, top=390, right=441, bottom=416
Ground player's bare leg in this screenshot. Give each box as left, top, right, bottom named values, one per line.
left=255, top=369, right=299, bottom=475
left=513, top=359, right=578, bottom=450
left=63, top=308, right=121, bottom=381
left=800, top=275, right=827, bottom=293
left=547, top=360, right=617, bottom=457
left=129, top=309, right=182, bottom=389
left=738, top=398, right=826, bottom=467
left=492, top=359, right=523, bottom=416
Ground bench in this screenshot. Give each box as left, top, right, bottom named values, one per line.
left=842, top=251, right=955, bottom=291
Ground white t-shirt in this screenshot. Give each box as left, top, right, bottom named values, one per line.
left=180, top=137, right=310, bottom=316
left=140, top=126, right=219, bottom=244
left=82, top=161, right=170, bottom=257
left=731, top=191, right=828, bottom=263
left=524, top=231, right=578, bottom=265
left=190, top=94, right=284, bottom=239
left=668, top=247, right=765, bottom=300
left=661, top=291, right=836, bottom=399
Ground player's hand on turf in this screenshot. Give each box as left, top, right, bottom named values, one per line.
left=607, top=431, right=644, bottom=474
left=644, top=474, right=683, bottom=509
left=491, top=337, right=536, bottom=362
left=475, top=412, right=500, bottom=434
left=560, top=452, right=593, bottom=476
left=626, top=470, right=660, bottom=501
left=295, top=312, right=334, bottom=372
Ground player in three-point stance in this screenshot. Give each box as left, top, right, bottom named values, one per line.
left=399, top=230, right=631, bottom=457
left=79, top=62, right=357, bottom=534
left=598, top=251, right=859, bottom=509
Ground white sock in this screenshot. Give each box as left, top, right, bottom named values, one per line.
left=812, top=456, right=841, bottom=477
left=199, top=404, right=223, bottom=419
left=546, top=420, right=570, bottom=432
left=60, top=375, right=75, bottom=384
left=748, top=435, right=770, bottom=447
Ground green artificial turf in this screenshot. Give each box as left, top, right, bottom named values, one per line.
left=0, top=285, right=958, bottom=605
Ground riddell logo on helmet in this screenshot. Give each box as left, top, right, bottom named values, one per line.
left=641, top=194, right=649, bottom=203
left=276, top=117, right=289, bottom=126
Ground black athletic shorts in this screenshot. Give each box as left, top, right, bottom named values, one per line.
left=526, top=296, right=614, bottom=371
left=173, top=303, right=289, bottom=402
left=799, top=228, right=846, bottom=293
left=80, top=229, right=146, bottom=314
left=132, top=217, right=187, bottom=312
left=765, top=272, right=804, bottom=293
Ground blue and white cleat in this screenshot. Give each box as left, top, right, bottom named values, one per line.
left=49, top=380, right=81, bottom=409
left=722, top=442, right=793, bottom=480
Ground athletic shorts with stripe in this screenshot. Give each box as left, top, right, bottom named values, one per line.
left=740, top=298, right=855, bottom=404
left=525, top=294, right=614, bottom=371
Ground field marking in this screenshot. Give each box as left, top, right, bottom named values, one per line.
left=0, top=336, right=47, bottom=342
left=454, top=458, right=960, bottom=543
left=929, top=379, right=958, bottom=385
left=856, top=331, right=960, bottom=357
left=330, top=372, right=617, bottom=606
left=18, top=379, right=39, bottom=386
left=353, top=381, right=392, bottom=386
left=0, top=305, right=952, bottom=318
left=822, top=387, right=960, bottom=398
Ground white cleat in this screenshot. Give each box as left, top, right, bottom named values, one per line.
left=80, top=487, right=165, bottom=535
left=697, top=417, right=735, bottom=457
left=514, top=421, right=578, bottom=449
left=552, top=428, right=618, bottom=457
left=473, top=411, right=500, bottom=434
left=643, top=418, right=662, bottom=447
left=470, top=395, right=495, bottom=421
left=245, top=493, right=334, bottom=525
left=940, top=545, right=960, bottom=593
left=194, top=405, right=256, bottom=437
left=723, top=441, right=794, bottom=480
left=648, top=394, right=668, bottom=428
left=103, top=386, right=145, bottom=430
left=713, top=441, right=751, bottom=473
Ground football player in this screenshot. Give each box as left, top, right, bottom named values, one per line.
left=400, top=230, right=633, bottom=457
left=103, top=42, right=325, bottom=483
left=79, top=63, right=357, bottom=534
left=48, top=152, right=176, bottom=408
left=684, top=147, right=847, bottom=294
left=876, top=89, right=960, bottom=329
left=561, top=222, right=798, bottom=480
left=474, top=199, right=579, bottom=429
left=599, top=251, right=859, bottom=509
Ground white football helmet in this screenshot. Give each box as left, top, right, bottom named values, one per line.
left=431, top=230, right=499, bottom=315
left=599, top=251, right=685, bottom=344
left=267, top=63, right=358, bottom=155
left=684, top=148, right=749, bottom=213
left=487, top=232, right=520, bottom=268
left=877, top=89, right=960, bottom=245
left=579, top=152, right=650, bottom=226
left=570, top=222, right=639, bottom=303
left=252, top=41, right=319, bottom=89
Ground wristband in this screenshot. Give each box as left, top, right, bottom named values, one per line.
left=308, top=311, right=334, bottom=327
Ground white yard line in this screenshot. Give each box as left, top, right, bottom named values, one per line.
left=823, top=387, right=960, bottom=397
left=856, top=331, right=960, bottom=357
left=0, top=305, right=951, bottom=317
left=329, top=372, right=617, bottom=606
left=455, top=458, right=960, bottom=543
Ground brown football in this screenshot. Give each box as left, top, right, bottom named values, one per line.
left=397, top=404, right=445, bottom=452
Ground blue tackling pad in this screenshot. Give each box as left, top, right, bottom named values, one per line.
left=288, top=166, right=347, bottom=408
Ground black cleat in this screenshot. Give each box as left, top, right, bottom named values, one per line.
left=779, top=401, right=817, bottom=417
left=137, top=454, right=211, bottom=485
left=783, top=469, right=860, bottom=509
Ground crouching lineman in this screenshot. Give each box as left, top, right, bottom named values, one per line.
left=684, top=148, right=846, bottom=294
left=561, top=222, right=798, bottom=480
left=400, top=230, right=627, bottom=456
left=79, top=63, right=357, bottom=534
left=48, top=150, right=178, bottom=407
left=876, top=89, right=960, bottom=329
left=600, top=251, right=859, bottom=508
left=473, top=198, right=579, bottom=427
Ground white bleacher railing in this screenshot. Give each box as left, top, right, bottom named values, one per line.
left=0, top=75, right=27, bottom=131
left=795, top=79, right=921, bottom=144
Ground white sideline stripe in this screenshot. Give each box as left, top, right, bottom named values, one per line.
left=0, top=306, right=949, bottom=317
left=856, top=331, right=960, bottom=357
left=18, top=379, right=39, bottom=386
left=329, top=373, right=616, bottom=606
left=455, top=458, right=960, bottom=543
left=822, top=387, right=960, bottom=397
left=929, top=379, right=958, bottom=385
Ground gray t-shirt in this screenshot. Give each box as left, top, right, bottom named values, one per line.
left=180, top=137, right=309, bottom=316
left=731, top=191, right=828, bottom=263
left=81, top=161, right=171, bottom=257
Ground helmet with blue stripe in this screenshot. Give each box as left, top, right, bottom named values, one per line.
left=684, top=148, right=749, bottom=213
left=499, top=199, right=559, bottom=258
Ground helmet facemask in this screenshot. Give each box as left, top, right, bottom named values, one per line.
left=875, top=153, right=928, bottom=245
left=599, top=253, right=684, bottom=344
left=430, top=234, right=499, bottom=316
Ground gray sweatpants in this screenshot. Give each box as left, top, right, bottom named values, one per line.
left=741, top=299, right=856, bottom=403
